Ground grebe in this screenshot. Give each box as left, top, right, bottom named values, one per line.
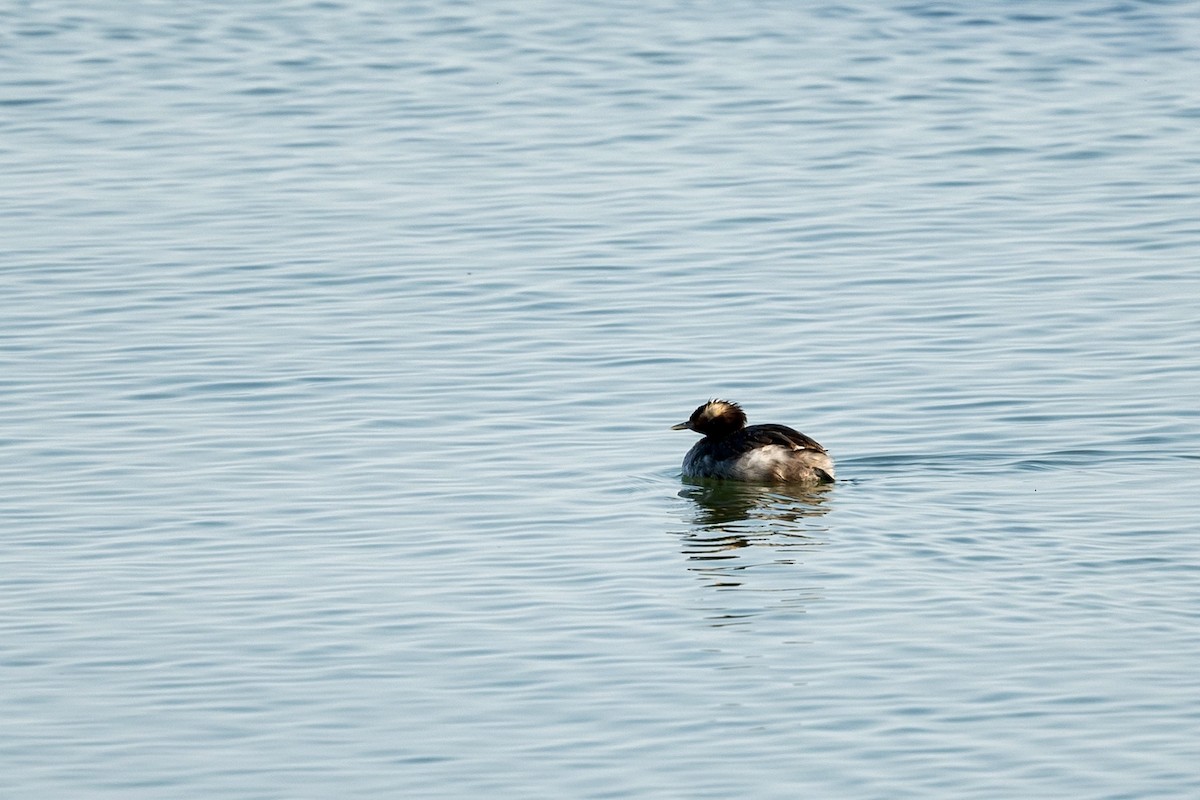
left=671, top=399, right=834, bottom=484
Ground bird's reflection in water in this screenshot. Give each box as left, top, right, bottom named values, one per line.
left=676, top=479, right=833, bottom=623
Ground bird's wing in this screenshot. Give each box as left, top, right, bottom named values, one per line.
left=743, top=424, right=827, bottom=453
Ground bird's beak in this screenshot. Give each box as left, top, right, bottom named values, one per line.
left=670, top=421, right=692, bottom=431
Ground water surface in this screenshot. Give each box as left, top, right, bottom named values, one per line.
left=3, top=2, right=1200, bottom=797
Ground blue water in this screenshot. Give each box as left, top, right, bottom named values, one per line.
left=3, top=2, right=1200, bottom=797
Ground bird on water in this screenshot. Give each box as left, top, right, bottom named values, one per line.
left=671, top=399, right=834, bottom=484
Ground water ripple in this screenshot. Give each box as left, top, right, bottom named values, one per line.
left=3, top=1, right=1200, bottom=798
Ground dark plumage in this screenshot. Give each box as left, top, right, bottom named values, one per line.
left=671, top=400, right=834, bottom=484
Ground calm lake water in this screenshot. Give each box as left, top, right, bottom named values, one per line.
left=3, top=1, right=1200, bottom=797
